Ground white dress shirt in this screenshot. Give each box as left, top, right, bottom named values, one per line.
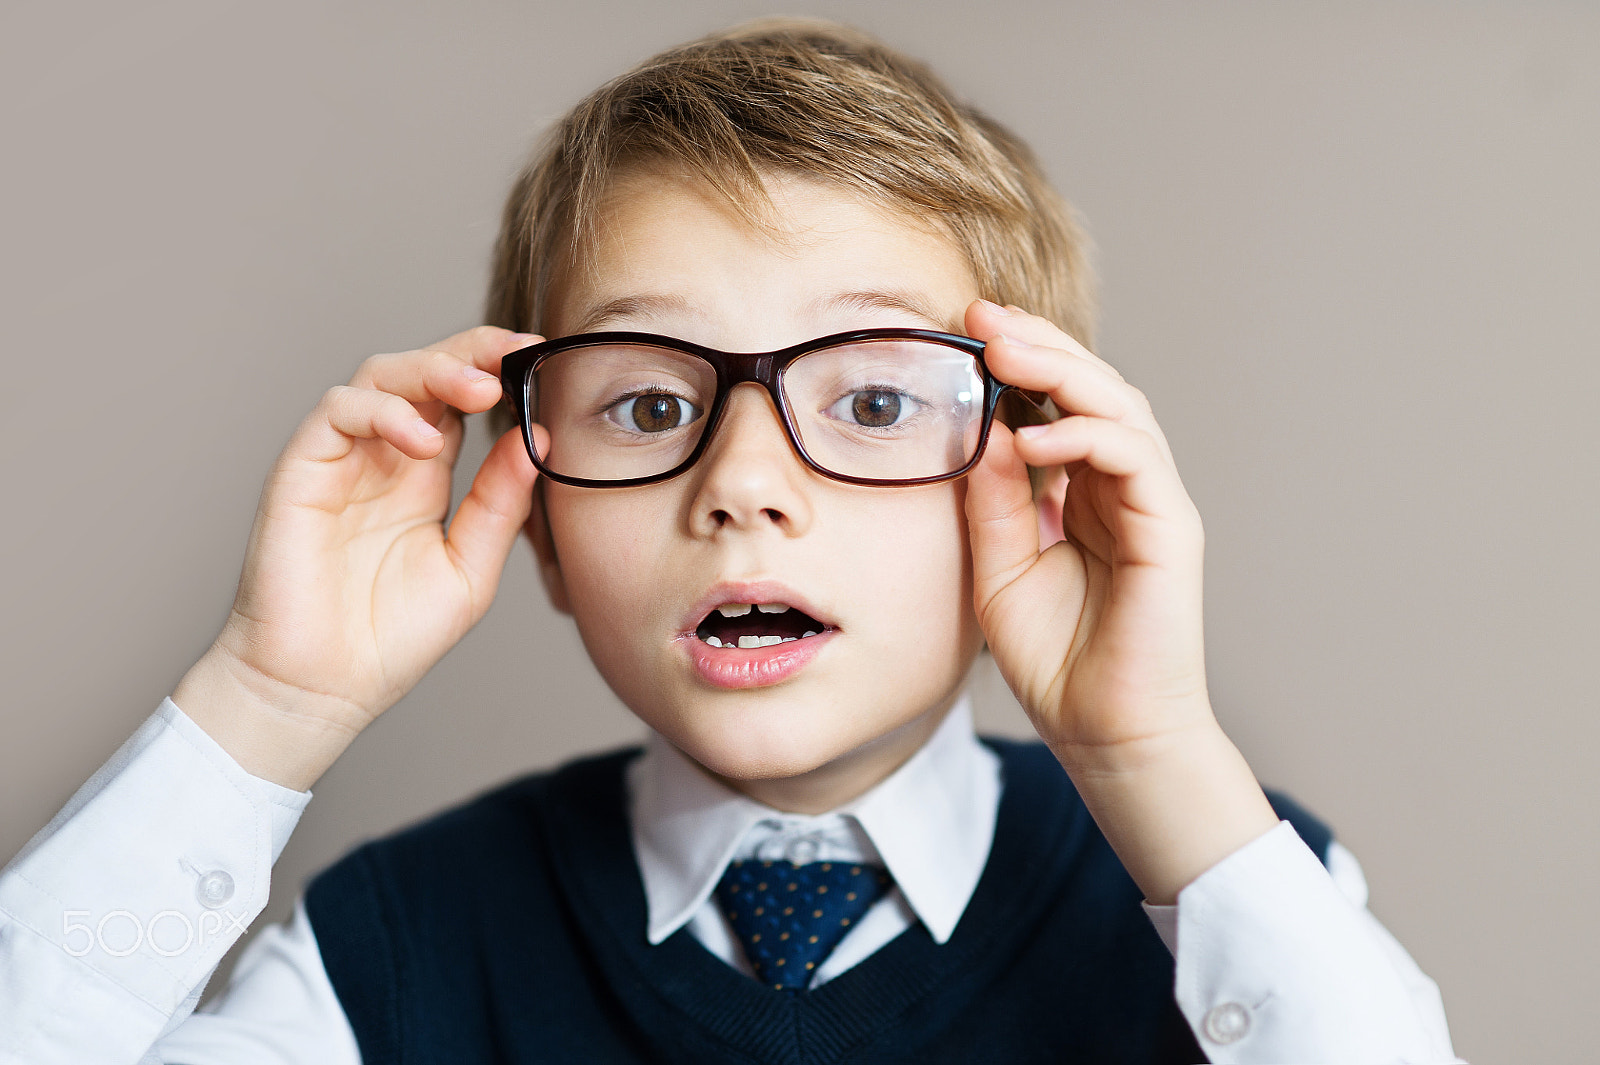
left=628, top=698, right=1000, bottom=988
left=0, top=695, right=1460, bottom=1064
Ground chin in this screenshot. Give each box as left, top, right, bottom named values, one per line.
left=661, top=705, right=879, bottom=784
left=683, top=728, right=858, bottom=783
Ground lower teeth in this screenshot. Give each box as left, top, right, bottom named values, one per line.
left=703, top=632, right=820, bottom=649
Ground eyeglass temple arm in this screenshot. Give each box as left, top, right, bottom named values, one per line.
left=995, top=383, right=1056, bottom=424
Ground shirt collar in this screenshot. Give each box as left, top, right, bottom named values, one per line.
left=627, top=695, right=1001, bottom=946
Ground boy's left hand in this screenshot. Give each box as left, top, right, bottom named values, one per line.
left=963, top=299, right=1277, bottom=902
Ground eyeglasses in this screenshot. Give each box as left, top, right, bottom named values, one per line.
left=499, top=328, right=1038, bottom=488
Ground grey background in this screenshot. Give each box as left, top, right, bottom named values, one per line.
left=3, top=1, right=1596, bottom=1060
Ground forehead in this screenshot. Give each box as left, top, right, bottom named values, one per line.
left=545, top=166, right=978, bottom=346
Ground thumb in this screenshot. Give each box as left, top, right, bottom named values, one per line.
left=443, top=424, right=543, bottom=602
left=964, top=422, right=1042, bottom=609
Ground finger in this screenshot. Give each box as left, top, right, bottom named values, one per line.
left=965, top=299, right=1123, bottom=380
left=352, top=328, right=541, bottom=415
left=429, top=404, right=469, bottom=468
left=970, top=425, right=1117, bottom=570
left=1014, top=417, right=1199, bottom=534
left=964, top=421, right=1045, bottom=598
left=293, top=384, right=448, bottom=464
left=437, top=324, right=542, bottom=377
left=964, top=300, right=1175, bottom=466
left=357, top=325, right=540, bottom=383
left=983, top=334, right=1169, bottom=451
left=443, top=423, right=546, bottom=600
left=354, top=350, right=504, bottom=418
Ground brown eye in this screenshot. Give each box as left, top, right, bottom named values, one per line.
left=624, top=393, right=697, bottom=433
left=850, top=390, right=902, bottom=428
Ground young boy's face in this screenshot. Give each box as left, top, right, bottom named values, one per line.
left=531, top=166, right=988, bottom=810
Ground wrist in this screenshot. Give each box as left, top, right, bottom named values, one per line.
left=173, top=644, right=362, bottom=792
left=1050, top=718, right=1279, bottom=905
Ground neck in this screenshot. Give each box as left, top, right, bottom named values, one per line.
left=708, top=697, right=958, bottom=815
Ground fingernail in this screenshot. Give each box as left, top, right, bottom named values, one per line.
left=509, top=332, right=539, bottom=345
left=978, top=299, right=1011, bottom=316
left=462, top=365, right=498, bottom=383
left=416, top=419, right=443, bottom=439
left=1015, top=424, right=1047, bottom=441
left=995, top=333, right=1033, bottom=350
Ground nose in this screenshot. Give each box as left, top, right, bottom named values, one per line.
left=687, top=383, right=814, bottom=538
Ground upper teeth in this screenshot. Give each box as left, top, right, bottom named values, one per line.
left=716, top=602, right=789, bottom=617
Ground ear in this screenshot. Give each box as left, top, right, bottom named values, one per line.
left=1036, top=466, right=1069, bottom=550
left=522, top=484, right=572, bottom=616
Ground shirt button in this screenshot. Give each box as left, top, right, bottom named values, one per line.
left=196, top=870, right=235, bottom=908
left=1202, top=1002, right=1251, bottom=1045
left=756, top=839, right=788, bottom=862
left=786, top=837, right=820, bottom=864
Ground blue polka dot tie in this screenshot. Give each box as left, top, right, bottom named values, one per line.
left=714, top=859, right=892, bottom=992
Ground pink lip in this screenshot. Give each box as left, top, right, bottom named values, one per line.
left=677, top=579, right=838, bottom=690
left=683, top=629, right=837, bottom=689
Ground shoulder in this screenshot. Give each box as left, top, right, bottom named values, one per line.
left=304, top=745, right=641, bottom=915
left=300, top=747, right=644, bottom=1060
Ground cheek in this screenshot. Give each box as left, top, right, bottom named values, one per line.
left=546, top=490, right=666, bottom=631
left=850, top=488, right=978, bottom=632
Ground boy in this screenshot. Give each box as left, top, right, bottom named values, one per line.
left=0, top=19, right=1455, bottom=1063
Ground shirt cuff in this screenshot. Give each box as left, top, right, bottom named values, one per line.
left=0, top=698, right=312, bottom=1064
left=1143, top=821, right=1457, bottom=1064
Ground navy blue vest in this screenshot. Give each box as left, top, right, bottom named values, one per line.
left=305, top=739, right=1330, bottom=1064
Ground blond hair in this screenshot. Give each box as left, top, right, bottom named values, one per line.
left=485, top=17, right=1095, bottom=437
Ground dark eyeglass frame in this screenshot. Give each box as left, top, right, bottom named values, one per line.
left=499, top=327, right=1035, bottom=489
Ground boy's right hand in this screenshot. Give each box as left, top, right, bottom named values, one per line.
left=174, top=326, right=547, bottom=791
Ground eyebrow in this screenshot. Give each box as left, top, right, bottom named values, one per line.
left=571, top=293, right=696, bottom=333
left=815, top=290, right=963, bottom=334
left=568, top=288, right=962, bottom=336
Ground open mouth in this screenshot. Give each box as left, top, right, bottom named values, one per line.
left=694, top=603, right=830, bottom=649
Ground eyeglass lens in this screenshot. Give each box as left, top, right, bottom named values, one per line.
left=528, top=338, right=986, bottom=483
